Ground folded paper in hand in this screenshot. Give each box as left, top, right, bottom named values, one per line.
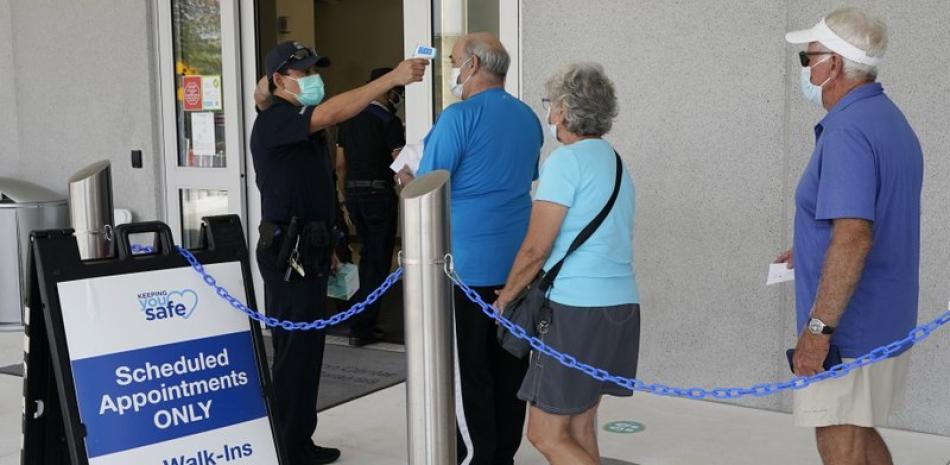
left=766, top=263, right=795, bottom=286
left=390, top=143, right=423, bottom=175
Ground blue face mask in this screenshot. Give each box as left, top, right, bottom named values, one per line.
left=800, top=58, right=831, bottom=107
left=288, top=74, right=326, bottom=106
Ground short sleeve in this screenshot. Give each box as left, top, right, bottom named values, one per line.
left=262, top=104, right=315, bottom=149
left=418, top=106, right=465, bottom=175
left=534, top=149, right=580, bottom=207
left=815, top=128, right=877, bottom=221
left=532, top=114, right=543, bottom=181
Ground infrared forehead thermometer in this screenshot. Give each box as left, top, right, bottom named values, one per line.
left=412, top=44, right=437, bottom=59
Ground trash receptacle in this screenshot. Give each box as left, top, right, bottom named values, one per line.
left=0, top=178, right=69, bottom=327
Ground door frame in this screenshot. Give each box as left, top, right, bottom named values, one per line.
left=500, top=0, right=522, bottom=99
left=403, top=0, right=435, bottom=143
left=157, top=0, right=248, bottom=246
left=240, top=0, right=264, bottom=308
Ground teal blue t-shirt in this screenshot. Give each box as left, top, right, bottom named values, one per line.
left=417, top=88, right=543, bottom=286
left=535, top=139, right=638, bottom=307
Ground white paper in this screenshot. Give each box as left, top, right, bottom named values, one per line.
left=766, top=263, right=795, bottom=285
left=201, top=75, right=223, bottom=110
left=191, top=112, right=216, bottom=157
left=390, top=142, right=423, bottom=175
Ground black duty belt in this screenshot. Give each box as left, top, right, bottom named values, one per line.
left=259, top=217, right=334, bottom=280
left=346, top=180, right=389, bottom=190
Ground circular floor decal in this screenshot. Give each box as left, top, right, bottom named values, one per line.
left=603, top=420, right=645, bottom=434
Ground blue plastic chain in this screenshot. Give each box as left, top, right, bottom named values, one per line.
left=446, top=269, right=950, bottom=400
left=133, top=244, right=950, bottom=399
left=131, top=244, right=401, bottom=331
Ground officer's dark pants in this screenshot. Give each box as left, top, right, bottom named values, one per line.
left=345, top=191, right=398, bottom=338
left=257, top=242, right=329, bottom=464
left=454, top=285, right=530, bottom=465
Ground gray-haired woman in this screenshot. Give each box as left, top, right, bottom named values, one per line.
left=494, top=63, right=640, bottom=465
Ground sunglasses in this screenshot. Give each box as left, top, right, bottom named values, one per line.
left=275, top=47, right=317, bottom=73
left=798, top=51, right=834, bottom=67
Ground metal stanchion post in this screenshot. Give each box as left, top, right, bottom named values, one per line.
left=400, top=170, right=456, bottom=465
left=68, top=160, right=115, bottom=259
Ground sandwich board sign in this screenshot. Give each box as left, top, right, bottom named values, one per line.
left=22, top=216, right=284, bottom=465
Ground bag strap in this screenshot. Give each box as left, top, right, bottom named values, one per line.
left=540, top=151, right=623, bottom=289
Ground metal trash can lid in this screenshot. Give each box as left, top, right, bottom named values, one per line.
left=0, top=177, right=66, bottom=205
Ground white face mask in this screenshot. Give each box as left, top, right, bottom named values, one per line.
left=450, top=57, right=473, bottom=99
left=800, top=57, right=832, bottom=107
left=545, top=107, right=558, bottom=140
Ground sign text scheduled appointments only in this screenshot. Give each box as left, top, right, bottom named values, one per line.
left=57, top=262, right=279, bottom=465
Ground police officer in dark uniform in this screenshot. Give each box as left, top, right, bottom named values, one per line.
left=337, top=67, right=405, bottom=347
left=250, top=41, right=427, bottom=465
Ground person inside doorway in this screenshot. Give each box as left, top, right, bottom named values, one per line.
left=336, top=67, right=406, bottom=347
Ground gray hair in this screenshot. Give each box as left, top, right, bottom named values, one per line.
left=825, top=7, right=888, bottom=81
left=465, top=36, right=510, bottom=81
left=545, top=63, right=618, bottom=137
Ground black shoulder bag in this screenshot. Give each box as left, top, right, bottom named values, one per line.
left=497, top=152, right=624, bottom=359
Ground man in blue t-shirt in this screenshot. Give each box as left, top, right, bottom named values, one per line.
left=399, top=32, right=542, bottom=465
left=779, top=8, right=922, bottom=465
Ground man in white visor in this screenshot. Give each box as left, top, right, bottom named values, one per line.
left=779, top=6, right=923, bottom=465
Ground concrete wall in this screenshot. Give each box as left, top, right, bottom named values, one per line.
left=5, top=0, right=163, bottom=220
left=0, top=0, right=20, bottom=180
left=522, top=0, right=950, bottom=435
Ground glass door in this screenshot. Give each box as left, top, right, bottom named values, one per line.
left=158, top=0, right=246, bottom=248
left=404, top=0, right=521, bottom=141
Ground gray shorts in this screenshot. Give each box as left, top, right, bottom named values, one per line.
left=517, top=301, right=641, bottom=415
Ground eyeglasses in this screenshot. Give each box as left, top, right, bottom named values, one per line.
left=541, top=98, right=551, bottom=111
left=275, top=47, right=317, bottom=73
left=798, top=51, right=834, bottom=67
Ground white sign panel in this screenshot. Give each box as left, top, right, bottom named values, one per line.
left=202, top=75, right=223, bottom=111
left=191, top=112, right=217, bottom=157
left=56, top=262, right=280, bottom=465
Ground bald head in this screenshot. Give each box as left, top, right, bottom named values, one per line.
left=464, top=32, right=503, bottom=51
left=455, top=32, right=509, bottom=83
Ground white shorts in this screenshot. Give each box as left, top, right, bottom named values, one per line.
left=793, top=352, right=909, bottom=428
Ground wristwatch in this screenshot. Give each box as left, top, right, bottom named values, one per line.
left=807, top=317, right=835, bottom=335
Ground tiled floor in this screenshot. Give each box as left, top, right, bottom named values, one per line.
left=0, top=330, right=946, bottom=465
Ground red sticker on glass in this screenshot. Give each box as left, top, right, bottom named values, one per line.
left=182, top=75, right=203, bottom=111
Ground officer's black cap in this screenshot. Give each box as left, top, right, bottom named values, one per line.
left=265, top=41, right=330, bottom=76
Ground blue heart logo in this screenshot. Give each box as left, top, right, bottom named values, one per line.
left=167, top=289, right=199, bottom=319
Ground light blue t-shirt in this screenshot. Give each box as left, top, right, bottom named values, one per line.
left=417, top=88, right=542, bottom=286
left=535, top=138, right=639, bottom=307
left=794, top=83, right=922, bottom=358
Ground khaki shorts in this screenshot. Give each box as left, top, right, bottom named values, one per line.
left=793, top=352, right=909, bottom=428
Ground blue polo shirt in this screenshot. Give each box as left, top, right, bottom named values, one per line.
left=793, top=83, right=923, bottom=358
left=417, top=88, right=542, bottom=286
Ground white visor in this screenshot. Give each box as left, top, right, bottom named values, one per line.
left=785, top=18, right=882, bottom=66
